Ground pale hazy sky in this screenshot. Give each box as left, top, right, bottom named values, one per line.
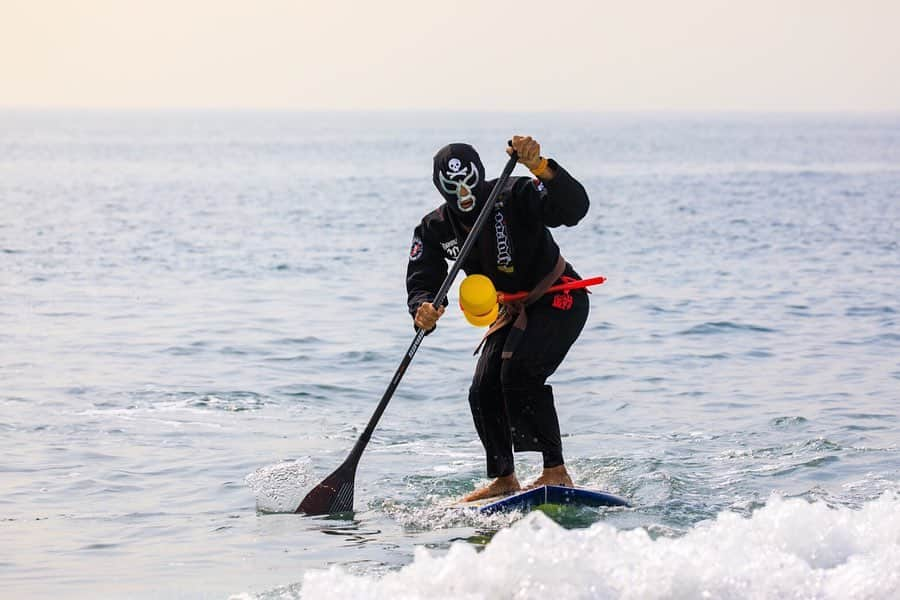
left=2, top=0, right=899, bottom=110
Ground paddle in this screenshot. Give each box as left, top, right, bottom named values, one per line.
left=296, top=149, right=520, bottom=515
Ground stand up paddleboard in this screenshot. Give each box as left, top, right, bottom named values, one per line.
left=458, top=485, right=630, bottom=514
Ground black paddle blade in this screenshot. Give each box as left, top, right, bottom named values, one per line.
left=296, top=461, right=355, bottom=515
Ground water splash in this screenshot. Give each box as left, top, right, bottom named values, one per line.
left=380, top=496, right=526, bottom=532
left=245, top=459, right=315, bottom=513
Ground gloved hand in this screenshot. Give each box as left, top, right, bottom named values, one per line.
left=414, top=302, right=445, bottom=331
left=507, top=135, right=542, bottom=171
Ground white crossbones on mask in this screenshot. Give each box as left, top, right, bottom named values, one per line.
left=438, top=162, right=480, bottom=213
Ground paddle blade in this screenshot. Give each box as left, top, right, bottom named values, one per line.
left=295, top=461, right=355, bottom=515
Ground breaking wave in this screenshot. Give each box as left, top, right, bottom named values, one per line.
left=297, top=492, right=900, bottom=600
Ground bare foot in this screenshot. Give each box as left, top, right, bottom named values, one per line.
left=526, top=465, right=574, bottom=489
left=460, top=474, right=521, bottom=502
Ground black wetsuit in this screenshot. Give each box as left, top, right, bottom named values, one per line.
left=406, top=159, right=591, bottom=477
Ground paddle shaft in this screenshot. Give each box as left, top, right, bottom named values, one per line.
left=333, top=153, right=520, bottom=472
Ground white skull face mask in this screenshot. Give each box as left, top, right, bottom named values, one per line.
left=438, top=161, right=480, bottom=213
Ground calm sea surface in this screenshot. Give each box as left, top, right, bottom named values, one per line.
left=1, top=111, right=899, bottom=599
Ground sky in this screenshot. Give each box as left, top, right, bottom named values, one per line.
left=2, top=0, right=899, bottom=111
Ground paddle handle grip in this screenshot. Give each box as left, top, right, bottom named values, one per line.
left=497, top=276, right=606, bottom=304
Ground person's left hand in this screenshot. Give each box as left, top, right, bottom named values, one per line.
left=507, top=135, right=542, bottom=170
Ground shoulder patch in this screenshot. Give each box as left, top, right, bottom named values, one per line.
left=409, top=235, right=424, bottom=261
left=532, top=177, right=547, bottom=194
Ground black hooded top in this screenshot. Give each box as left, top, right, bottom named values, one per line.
left=406, top=143, right=590, bottom=316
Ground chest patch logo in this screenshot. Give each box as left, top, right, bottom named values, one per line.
left=441, top=238, right=460, bottom=259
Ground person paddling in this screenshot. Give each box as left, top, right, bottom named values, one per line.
left=406, top=136, right=591, bottom=502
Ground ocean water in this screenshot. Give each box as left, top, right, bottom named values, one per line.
left=1, top=110, right=899, bottom=599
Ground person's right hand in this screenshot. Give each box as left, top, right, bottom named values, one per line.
left=414, top=302, right=445, bottom=331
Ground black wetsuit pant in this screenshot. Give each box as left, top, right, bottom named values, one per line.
left=468, top=290, right=589, bottom=478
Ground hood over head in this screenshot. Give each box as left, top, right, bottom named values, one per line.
left=432, top=143, right=487, bottom=224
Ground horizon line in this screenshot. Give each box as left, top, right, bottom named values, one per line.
left=2, top=106, right=900, bottom=114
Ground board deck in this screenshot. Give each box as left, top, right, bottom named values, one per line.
left=458, top=485, right=630, bottom=514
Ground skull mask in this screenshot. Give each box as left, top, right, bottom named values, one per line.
left=432, top=143, right=487, bottom=224
left=438, top=161, right=480, bottom=213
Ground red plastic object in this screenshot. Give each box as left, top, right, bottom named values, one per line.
left=497, top=276, right=606, bottom=304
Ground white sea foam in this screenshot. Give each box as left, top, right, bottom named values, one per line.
left=300, top=493, right=900, bottom=600
left=380, top=496, right=526, bottom=531
left=245, top=459, right=315, bottom=513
